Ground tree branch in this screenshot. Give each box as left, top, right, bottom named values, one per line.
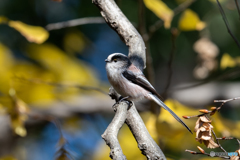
left=125, top=104, right=165, bottom=159
left=92, top=0, right=146, bottom=69
left=102, top=101, right=128, bottom=160
left=93, top=0, right=166, bottom=159
left=45, top=17, right=105, bottom=31
left=216, top=0, right=240, bottom=50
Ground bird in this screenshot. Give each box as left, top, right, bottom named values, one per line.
left=105, top=53, right=192, bottom=133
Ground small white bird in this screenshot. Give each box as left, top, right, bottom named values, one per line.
left=105, top=53, right=192, bottom=133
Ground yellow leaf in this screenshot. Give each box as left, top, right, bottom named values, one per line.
left=0, top=43, right=14, bottom=94
left=156, top=99, right=199, bottom=150
left=27, top=43, right=98, bottom=86
left=143, top=0, right=173, bottom=29
left=64, top=31, right=86, bottom=55
left=93, top=125, right=145, bottom=160
left=11, top=62, right=56, bottom=105
left=0, top=155, right=17, bottom=160
left=0, top=16, right=8, bottom=24
left=220, top=53, right=239, bottom=69
left=144, top=112, right=158, bottom=141
left=8, top=21, right=49, bottom=44
left=11, top=115, right=27, bottom=137
left=179, top=9, right=206, bottom=31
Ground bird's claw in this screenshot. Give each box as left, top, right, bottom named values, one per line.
left=113, top=96, right=133, bottom=110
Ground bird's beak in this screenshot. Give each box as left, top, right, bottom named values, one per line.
left=105, top=59, right=109, bottom=62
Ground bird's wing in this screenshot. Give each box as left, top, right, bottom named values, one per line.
left=122, top=66, right=192, bottom=134
left=122, top=66, right=162, bottom=99
left=129, top=55, right=145, bottom=71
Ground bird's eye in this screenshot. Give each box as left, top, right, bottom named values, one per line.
left=113, top=59, right=117, bottom=62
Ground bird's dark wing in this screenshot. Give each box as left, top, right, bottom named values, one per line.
left=129, top=55, right=145, bottom=71
left=122, top=68, right=162, bottom=99
left=122, top=68, right=192, bottom=133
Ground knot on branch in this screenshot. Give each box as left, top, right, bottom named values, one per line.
left=110, top=148, right=127, bottom=160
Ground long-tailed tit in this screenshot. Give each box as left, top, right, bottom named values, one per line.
left=105, top=53, right=192, bottom=133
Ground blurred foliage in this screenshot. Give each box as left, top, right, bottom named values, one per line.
left=143, top=0, right=173, bottom=28
left=178, top=9, right=206, bottom=31
left=0, top=0, right=240, bottom=160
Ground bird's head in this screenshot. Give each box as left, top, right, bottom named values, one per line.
left=105, top=53, right=131, bottom=70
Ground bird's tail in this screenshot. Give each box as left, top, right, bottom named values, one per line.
left=149, top=94, right=192, bottom=134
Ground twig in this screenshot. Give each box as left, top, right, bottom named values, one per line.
left=101, top=101, right=128, bottom=160
left=213, top=97, right=240, bottom=113
left=162, top=28, right=178, bottom=98
left=185, top=149, right=230, bottom=159
left=45, top=17, right=105, bottom=31
left=212, top=129, right=227, bottom=153
left=235, top=0, right=240, bottom=20
left=214, top=97, right=240, bottom=103
left=216, top=0, right=240, bottom=50
left=144, top=0, right=196, bottom=41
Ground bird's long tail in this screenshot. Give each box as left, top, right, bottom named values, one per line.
left=149, top=94, right=192, bottom=134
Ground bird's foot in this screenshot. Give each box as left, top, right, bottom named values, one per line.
left=117, top=96, right=133, bottom=109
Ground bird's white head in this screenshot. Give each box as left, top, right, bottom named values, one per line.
left=105, top=53, right=131, bottom=70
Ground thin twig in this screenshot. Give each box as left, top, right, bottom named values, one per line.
left=212, top=129, right=228, bottom=153
left=216, top=0, right=240, bottom=50
left=185, top=149, right=230, bottom=159
left=237, top=139, right=240, bottom=148
left=162, top=28, right=178, bottom=99
left=235, top=0, right=240, bottom=20
left=45, top=17, right=105, bottom=31
left=144, top=0, right=196, bottom=41
left=214, top=97, right=240, bottom=103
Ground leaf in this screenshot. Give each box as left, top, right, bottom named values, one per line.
left=179, top=9, right=206, bottom=31
left=0, top=155, right=17, bottom=160
left=63, top=31, right=86, bottom=55
left=220, top=53, right=240, bottom=69
left=0, top=16, right=8, bottom=24
left=8, top=21, right=49, bottom=44
left=0, top=43, right=14, bottom=94
left=144, top=112, right=158, bottom=141
left=143, top=0, right=173, bottom=28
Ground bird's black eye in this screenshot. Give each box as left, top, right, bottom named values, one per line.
left=113, top=59, right=117, bottom=62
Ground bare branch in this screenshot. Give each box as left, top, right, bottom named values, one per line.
left=45, top=17, right=105, bottom=31
left=125, top=104, right=166, bottom=160
left=162, top=28, right=178, bottom=98
left=216, top=0, right=240, bottom=50
left=102, top=102, right=128, bottom=160
left=185, top=149, right=230, bottom=159
left=93, top=0, right=146, bottom=70
left=214, top=97, right=240, bottom=103
left=212, top=129, right=227, bottom=153
left=235, top=0, right=240, bottom=20
left=93, top=0, right=166, bottom=159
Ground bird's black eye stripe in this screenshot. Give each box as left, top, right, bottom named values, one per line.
left=111, top=55, right=128, bottom=62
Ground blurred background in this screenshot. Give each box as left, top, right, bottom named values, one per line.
left=0, top=0, right=240, bottom=159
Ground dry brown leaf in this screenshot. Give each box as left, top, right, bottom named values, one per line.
left=230, top=156, right=239, bottom=160
left=200, top=116, right=211, bottom=123
left=203, top=138, right=219, bottom=149
left=236, top=149, right=240, bottom=156
left=201, top=131, right=211, bottom=140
